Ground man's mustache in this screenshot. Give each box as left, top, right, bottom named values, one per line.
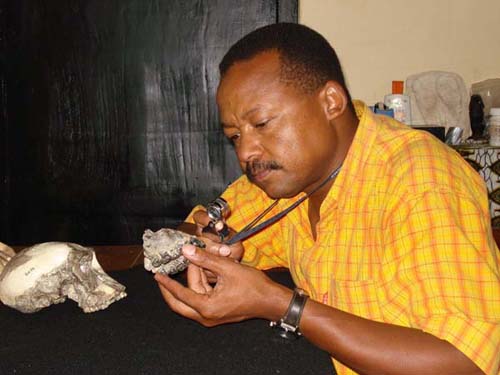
left=245, top=160, right=282, bottom=180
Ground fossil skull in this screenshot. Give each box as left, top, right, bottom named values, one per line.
left=142, top=228, right=205, bottom=275
left=0, top=242, right=126, bottom=313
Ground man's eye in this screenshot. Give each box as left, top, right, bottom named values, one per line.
left=228, top=134, right=240, bottom=143
left=255, top=120, right=268, bottom=128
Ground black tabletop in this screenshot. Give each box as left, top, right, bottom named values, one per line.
left=1, top=267, right=335, bottom=375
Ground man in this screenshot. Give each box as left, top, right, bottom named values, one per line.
left=155, top=23, right=499, bottom=375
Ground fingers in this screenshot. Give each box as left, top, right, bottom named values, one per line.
left=214, top=221, right=225, bottom=231
left=193, top=209, right=211, bottom=230
left=182, top=244, right=232, bottom=276
left=186, top=263, right=213, bottom=294
left=184, top=242, right=231, bottom=258
left=203, top=242, right=231, bottom=257
left=154, top=252, right=268, bottom=326
left=192, top=210, right=232, bottom=244
left=182, top=243, right=232, bottom=285
left=218, top=244, right=231, bottom=256
left=200, top=269, right=213, bottom=290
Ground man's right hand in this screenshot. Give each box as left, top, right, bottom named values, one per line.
left=155, top=244, right=291, bottom=326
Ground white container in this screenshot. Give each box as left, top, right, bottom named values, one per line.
left=489, top=108, right=500, bottom=146
left=384, top=94, right=412, bottom=124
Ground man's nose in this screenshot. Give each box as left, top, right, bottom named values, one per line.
left=236, top=132, right=261, bottom=163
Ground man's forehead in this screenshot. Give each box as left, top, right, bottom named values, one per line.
left=217, top=51, right=281, bottom=93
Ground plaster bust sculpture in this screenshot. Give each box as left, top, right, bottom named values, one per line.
left=143, top=228, right=205, bottom=275
left=406, top=71, right=471, bottom=138
left=0, top=242, right=126, bottom=313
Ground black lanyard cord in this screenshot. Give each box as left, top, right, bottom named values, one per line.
left=225, top=165, right=342, bottom=245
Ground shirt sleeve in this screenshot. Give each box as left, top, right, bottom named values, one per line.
left=239, top=226, right=288, bottom=270
left=385, top=187, right=500, bottom=375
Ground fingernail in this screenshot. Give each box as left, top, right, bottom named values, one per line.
left=183, top=244, right=196, bottom=257
left=219, top=245, right=231, bottom=256
left=215, top=221, right=224, bottom=231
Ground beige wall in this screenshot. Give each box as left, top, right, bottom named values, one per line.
left=299, top=0, right=500, bottom=104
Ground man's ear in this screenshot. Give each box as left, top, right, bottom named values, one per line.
left=320, top=81, right=348, bottom=120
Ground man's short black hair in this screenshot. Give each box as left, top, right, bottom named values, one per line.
left=219, top=22, right=353, bottom=105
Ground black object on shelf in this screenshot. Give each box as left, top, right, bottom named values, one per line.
left=469, top=94, right=485, bottom=140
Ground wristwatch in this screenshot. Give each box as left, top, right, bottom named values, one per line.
left=270, top=288, right=309, bottom=340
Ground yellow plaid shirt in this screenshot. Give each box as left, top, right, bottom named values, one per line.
left=187, top=102, right=500, bottom=375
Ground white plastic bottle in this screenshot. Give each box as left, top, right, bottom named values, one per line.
left=384, top=81, right=412, bottom=125
left=488, top=107, right=500, bottom=146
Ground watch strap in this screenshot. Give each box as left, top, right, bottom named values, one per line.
left=270, top=288, right=309, bottom=339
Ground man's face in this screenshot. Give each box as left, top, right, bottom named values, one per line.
left=216, top=51, right=337, bottom=199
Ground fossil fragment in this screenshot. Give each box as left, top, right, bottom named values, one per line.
left=0, top=242, right=15, bottom=272
left=142, top=228, right=205, bottom=275
left=0, top=242, right=126, bottom=313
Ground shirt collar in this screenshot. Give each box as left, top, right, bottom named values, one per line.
left=327, top=100, right=378, bottom=205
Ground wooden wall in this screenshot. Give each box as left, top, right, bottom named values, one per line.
left=0, top=0, right=297, bottom=245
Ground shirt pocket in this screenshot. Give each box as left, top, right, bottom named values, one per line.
left=330, top=278, right=383, bottom=322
